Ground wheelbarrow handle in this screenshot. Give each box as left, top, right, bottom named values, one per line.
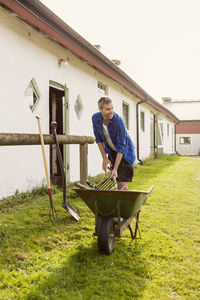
left=143, top=185, right=154, bottom=206
left=148, top=185, right=154, bottom=195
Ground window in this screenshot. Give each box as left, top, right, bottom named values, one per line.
left=98, top=82, right=108, bottom=98
left=74, top=95, right=84, bottom=119
left=122, top=102, right=129, bottom=129
left=25, top=78, right=40, bottom=112
left=140, top=111, right=145, bottom=132
left=179, top=137, right=191, bottom=144
left=167, top=123, right=169, bottom=136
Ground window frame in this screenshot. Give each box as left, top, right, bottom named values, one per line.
left=167, top=123, right=169, bottom=136
left=122, top=101, right=129, bottom=130
left=74, top=94, right=84, bottom=120
left=140, top=110, right=145, bottom=132
left=25, top=78, right=41, bottom=112
left=98, top=82, right=108, bottom=97
left=179, top=136, right=191, bottom=145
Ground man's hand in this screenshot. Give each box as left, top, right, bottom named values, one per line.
left=109, top=152, right=123, bottom=180
left=110, top=168, right=118, bottom=180
left=102, top=157, right=112, bottom=172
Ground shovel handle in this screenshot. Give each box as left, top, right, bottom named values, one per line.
left=36, top=116, right=51, bottom=189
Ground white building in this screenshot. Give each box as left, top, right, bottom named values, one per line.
left=0, top=0, right=179, bottom=199
left=162, top=98, right=200, bottom=155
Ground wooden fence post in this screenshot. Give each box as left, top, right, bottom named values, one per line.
left=80, top=143, right=88, bottom=185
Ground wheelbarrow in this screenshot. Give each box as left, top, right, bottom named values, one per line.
left=73, top=182, right=154, bottom=255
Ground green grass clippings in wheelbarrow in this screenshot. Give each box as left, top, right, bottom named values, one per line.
left=73, top=183, right=154, bottom=255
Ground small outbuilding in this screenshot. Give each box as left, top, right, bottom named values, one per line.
left=162, top=98, right=200, bottom=155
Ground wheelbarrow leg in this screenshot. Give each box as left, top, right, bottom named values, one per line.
left=128, top=224, right=134, bottom=240
left=133, top=211, right=141, bottom=239
left=93, top=213, right=99, bottom=236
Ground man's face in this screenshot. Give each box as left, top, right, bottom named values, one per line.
left=99, top=102, right=114, bottom=120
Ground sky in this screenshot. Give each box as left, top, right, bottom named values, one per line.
left=40, top=0, right=200, bottom=103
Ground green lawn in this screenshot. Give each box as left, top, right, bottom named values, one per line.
left=0, top=155, right=200, bottom=299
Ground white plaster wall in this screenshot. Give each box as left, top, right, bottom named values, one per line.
left=0, top=9, right=50, bottom=198
left=159, top=116, right=176, bottom=154
left=162, top=118, right=175, bottom=154
left=0, top=11, right=100, bottom=196
left=137, top=107, right=176, bottom=161
left=0, top=7, right=139, bottom=198
left=176, top=134, right=200, bottom=155
left=138, top=105, right=151, bottom=160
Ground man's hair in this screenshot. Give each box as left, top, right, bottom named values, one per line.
left=98, top=96, right=112, bottom=109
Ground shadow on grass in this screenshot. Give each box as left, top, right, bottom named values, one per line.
left=24, top=237, right=149, bottom=300
left=0, top=190, right=150, bottom=299
left=0, top=197, right=81, bottom=268
left=1, top=155, right=182, bottom=299
left=0, top=206, right=149, bottom=299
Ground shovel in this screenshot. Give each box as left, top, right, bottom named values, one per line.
left=51, top=122, right=80, bottom=221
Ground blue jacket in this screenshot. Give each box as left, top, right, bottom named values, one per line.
left=92, top=112, right=135, bottom=165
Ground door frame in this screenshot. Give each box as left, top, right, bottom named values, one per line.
left=49, top=80, right=70, bottom=182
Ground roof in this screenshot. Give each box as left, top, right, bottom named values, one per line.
left=0, top=0, right=179, bottom=123
left=163, top=98, right=200, bottom=104
left=176, top=120, right=200, bottom=134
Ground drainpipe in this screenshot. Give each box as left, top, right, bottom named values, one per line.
left=136, top=98, right=148, bottom=165
left=174, top=121, right=179, bottom=154
left=153, top=114, right=156, bottom=153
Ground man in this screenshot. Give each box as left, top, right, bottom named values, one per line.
left=92, top=96, right=135, bottom=190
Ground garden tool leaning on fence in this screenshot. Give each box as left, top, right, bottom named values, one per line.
left=51, top=121, right=80, bottom=221
left=36, top=116, right=58, bottom=222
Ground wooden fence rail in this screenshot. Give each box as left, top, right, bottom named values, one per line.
left=0, top=133, right=94, bottom=145
left=0, top=133, right=95, bottom=185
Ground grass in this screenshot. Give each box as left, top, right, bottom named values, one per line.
left=0, top=155, right=200, bottom=299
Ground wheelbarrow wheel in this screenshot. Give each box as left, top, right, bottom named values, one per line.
left=98, top=215, right=115, bottom=255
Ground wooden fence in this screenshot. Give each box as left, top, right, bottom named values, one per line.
left=0, top=133, right=95, bottom=185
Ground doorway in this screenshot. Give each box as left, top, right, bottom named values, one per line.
left=156, top=119, right=164, bottom=154
left=49, top=86, right=65, bottom=186
left=150, top=112, right=156, bottom=155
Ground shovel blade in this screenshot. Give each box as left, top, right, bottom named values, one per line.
left=62, top=202, right=80, bottom=221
